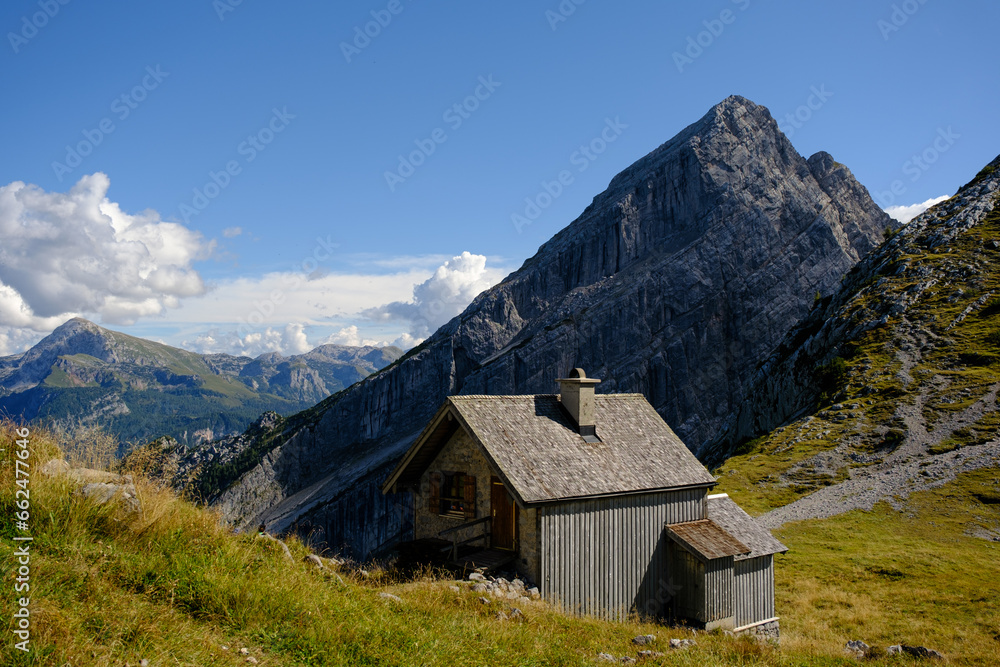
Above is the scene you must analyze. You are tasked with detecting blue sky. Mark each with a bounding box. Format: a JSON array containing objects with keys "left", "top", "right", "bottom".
[{"left": 1, "top": 0, "right": 997, "bottom": 356}]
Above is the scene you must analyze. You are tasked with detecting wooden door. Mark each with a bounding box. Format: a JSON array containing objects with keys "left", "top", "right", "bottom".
[{"left": 491, "top": 477, "right": 516, "bottom": 550}]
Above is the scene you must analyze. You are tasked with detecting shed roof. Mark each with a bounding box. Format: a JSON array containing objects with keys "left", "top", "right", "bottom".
[
  {"left": 665, "top": 519, "right": 750, "bottom": 562},
  {"left": 706, "top": 493, "right": 788, "bottom": 561},
  {"left": 381, "top": 393, "right": 717, "bottom": 505}
]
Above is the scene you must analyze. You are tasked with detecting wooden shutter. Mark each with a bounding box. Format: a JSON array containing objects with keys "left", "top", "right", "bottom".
[
  {"left": 429, "top": 472, "right": 441, "bottom": 513},
  {"left": 463, "top": 475, "right": 476, "bottom": 520}
]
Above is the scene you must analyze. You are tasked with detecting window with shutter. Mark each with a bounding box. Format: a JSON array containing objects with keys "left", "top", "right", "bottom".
[
  {"left": 439, "top": 472, "right": 475, "bottom": 518},
  {"left": 429, "top": 472, "right": 441, "bottom": 512},
  {"left": 463, "top": 475, "right": 476, "bottom": 520}
]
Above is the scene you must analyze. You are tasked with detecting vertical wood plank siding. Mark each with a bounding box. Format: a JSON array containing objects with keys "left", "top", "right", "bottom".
[
  {"left": 539, "top": 489, "right": 704, "bottom": 620},
  {"left": 704, "top": 556, "right": 734, "bottom": 624},
  {"left": 670, "top": 548, "right": 703, "bottom": 621},
  {"left": 734, "top": 556, "right": 774, "bottom": 627}
]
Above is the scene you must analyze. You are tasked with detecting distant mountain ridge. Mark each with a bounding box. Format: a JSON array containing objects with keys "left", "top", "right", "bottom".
[
  {"left": 0, "top": 318, "right": 402, "bottom": 446},
  {"left": 156, "top": 95, "right": 892, "bottom": 557}
]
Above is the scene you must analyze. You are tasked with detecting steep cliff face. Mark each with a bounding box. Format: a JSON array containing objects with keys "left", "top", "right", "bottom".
[
  {"left": 702, "top": 155, "right": 1000, "bottom": 466},
  {"left": 196, "top": 96, "right": 892, "bottom": 556}
]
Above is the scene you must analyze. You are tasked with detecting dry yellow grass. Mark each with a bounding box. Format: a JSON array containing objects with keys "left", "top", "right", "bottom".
[{"left": 4, "top": 417, "right": 995, "bottom": 665}]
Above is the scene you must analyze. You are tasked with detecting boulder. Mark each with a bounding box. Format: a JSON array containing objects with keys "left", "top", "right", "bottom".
[
  {"left": 900, "top": 645, "right": 944, "bottom": 659},
  {"left": 40, "top": 459, "right": 71, "bottom": 476},
  {"left": 845, "top": 640, "right": 869, "bottom": 656},
  {"left": 74, "top": 482, "right": 140, "bottom": 513}
]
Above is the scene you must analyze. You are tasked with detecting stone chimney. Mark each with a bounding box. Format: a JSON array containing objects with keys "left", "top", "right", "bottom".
[{"left": 558, "top": 368, "right": 601, "bottom": 440}]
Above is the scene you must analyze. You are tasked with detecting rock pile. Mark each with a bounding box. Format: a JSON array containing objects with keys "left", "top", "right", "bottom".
[
  {"left": 845, "top": 640, "right": 943, "bottom": 660},
  {"left": 41, "top": 458, "right": 140, "bottom": 514},
  {"left": 597, "top": 635, "right": 693, "bottom": 663},
  {"left": 466, "top": 572, "right": 539, "bottom": 606}
]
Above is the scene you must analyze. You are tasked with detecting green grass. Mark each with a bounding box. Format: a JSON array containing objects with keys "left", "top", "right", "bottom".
[
  {"left": 5, "top": 420, "right": 976, "bottom": 667},
  {"left": 773, "top": 466, "right": 1000, "bottom": 666},
  {"left": 717, "top": 197, "right": 1000, "bottom": 514},
  {"left": 41, "top": 365, "right": 96, "bottom": 389}
]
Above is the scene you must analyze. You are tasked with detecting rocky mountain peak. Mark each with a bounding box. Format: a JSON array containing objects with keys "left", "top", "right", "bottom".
[
  {"left": 1, "top": 317, "right": 116, "bottom": 391},
  {"left": 177, "top": 97, "right": 894, "bottom": 557}
]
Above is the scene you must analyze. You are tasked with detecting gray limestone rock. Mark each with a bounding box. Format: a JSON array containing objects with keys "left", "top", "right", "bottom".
[
  {"left": 40, "top": 459, "right": 70, "bottom": 477},
  {"left": 844, "top": 640, "right": 869, "bottom": 656},
  {"left": 75, "top": 482, "right": 140, "bottom": 513},
  {"left": 702, "top": 154, "right": 1000, "bottom": 464},
  {"left": 174, "top": 96, "right": 892, "bottom": 557}
]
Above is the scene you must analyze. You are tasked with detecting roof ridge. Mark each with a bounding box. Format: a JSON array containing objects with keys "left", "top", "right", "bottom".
[{"left": 448, "top": 393, "right": 649, "bottom": 400}]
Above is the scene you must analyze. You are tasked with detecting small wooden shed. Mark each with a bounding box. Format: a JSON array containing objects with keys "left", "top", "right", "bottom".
[
  {"left": 665, "top": 493, "right": 787, "bottom": 634},
  {"left": 381, "top": 369, "right": 786, "bottom": 632}
]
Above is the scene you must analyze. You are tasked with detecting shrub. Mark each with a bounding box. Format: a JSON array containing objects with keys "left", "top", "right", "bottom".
[
  {"left": 881, "top": 429, "right": 906, "bottom": 450},
  {"left": 815, "top": 356, "right": 848, "bottom": 403}
]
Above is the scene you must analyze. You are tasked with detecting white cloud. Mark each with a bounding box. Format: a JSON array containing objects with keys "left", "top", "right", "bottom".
[
  {"left": 171, "top": 268, "right": 428, "bottom": 327},
  {"left": 390, "top": 332, "right": 423, "bottom": 349},
  {"left": 222, "top": 226, "right": 243, "bottom": 238},
  {"left": 321, "top": 325, "right": 379, "bottom": 347},
  {"left": 184, "top": 323, "right": 315, "bottom": 357},
  {"left": 0, "top": 326, "right": 46, "bottom": 356},
  {"left": 314, "top": 325, "right": 420, "bottom": 350},
  {"left": 884, "top": 195, "right": 950, "bottom": 224},
  {"left": 363, "top": 251, "right": 504, "bottom": 338},
  {"left": 0, "top": 173, "right": 212, "bottom": 326}
]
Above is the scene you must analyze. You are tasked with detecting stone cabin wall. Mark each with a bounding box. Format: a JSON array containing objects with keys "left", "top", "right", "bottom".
[{"left": 415, "top": 427, "right": 541, "bottom": 584}]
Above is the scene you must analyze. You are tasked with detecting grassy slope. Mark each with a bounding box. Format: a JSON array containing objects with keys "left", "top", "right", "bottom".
[
  {"left": 6, "top": 420, "right": 977, "bottom": 667},
  {"left": 772, "top": 466, "right": 1000, "bottom": 665},
  {"left": 714, "top": 193, "right": 1000, "bottom": 515},
  {"left": 703, "top": 180, "right": 1000, "bottom": 664}
]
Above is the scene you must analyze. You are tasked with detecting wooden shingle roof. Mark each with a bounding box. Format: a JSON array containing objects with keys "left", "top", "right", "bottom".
[
  {"left": 707, "top": 493, "right": 788, "bottom": 561},
  {"left": 382, "top": 393, "right": 717, "bottom": 505},
  {"left": 665, "top": 519, "right": 750, "bottom": 562}
]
